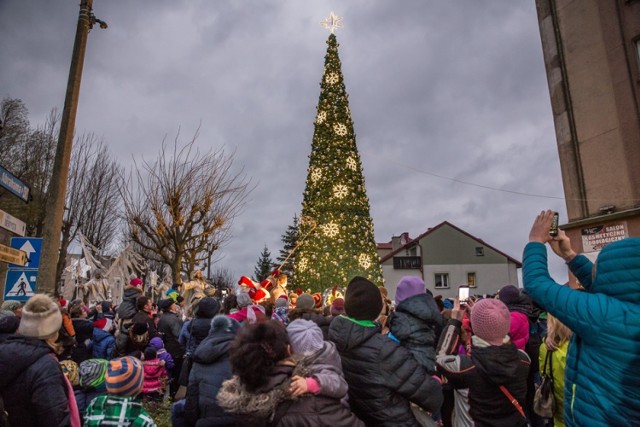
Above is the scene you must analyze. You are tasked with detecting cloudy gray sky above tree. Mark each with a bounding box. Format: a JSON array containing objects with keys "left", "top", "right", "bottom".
[{"left": 0, "top": 0, "right": 570, "bottom": 284}]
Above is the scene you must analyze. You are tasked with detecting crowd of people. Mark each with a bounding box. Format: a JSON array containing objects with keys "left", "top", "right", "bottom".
[{"left": 0, "top": 209, "right": 638, "bottom": 426}]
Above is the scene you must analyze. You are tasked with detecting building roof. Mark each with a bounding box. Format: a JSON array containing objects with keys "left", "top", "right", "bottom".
[{"left": 379, "top": 221, "right": 522, "bottom": 267}]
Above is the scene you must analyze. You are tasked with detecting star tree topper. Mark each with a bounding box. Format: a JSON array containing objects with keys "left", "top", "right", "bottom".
[{"left": 320, "top": 11, "right": 343, "bottom": 33}]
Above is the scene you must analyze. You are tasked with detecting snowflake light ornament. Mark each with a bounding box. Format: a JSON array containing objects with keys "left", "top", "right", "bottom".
[
  {"left": 346, "top": 157, "right": 357, "bottom": 171},
  {"left": 333, "top": 184, "right": 348, "bottom": 199},
  {"left": 298, "top": 257, "right": 308, "bottom": 271},
  {"left": 322, "top": 222, "right": 340, "bottom": 237},
  {"left": 316, "top": 111, "right": 327, "bottom": 124},
  {"left": 325, "top": 73, "right": 339, "bottom": 85},
  {"left": 310, "top": 167, "right": 322, "bottom": 183},
  {"left": 358, "top": 253, "right": 372, "bottom": 269},
  {"left": 334, "top": 123, "right": 347, "bottom": 136}
]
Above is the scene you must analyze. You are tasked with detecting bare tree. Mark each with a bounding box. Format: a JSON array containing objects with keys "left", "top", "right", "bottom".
[
  {"left": 55, "top": 134, "right": 123, "bottom": 284},
  {"left": 121, "top": 132, "right": 251, "bottom": 283}
]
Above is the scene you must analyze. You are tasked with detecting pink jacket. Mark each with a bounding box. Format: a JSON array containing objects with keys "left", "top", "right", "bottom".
[
  {"left": 509, "top": 311, "right": 530, "bottom": 350},
  {"left": 142, "top": 359, "right": 167, "bottom": 394}
]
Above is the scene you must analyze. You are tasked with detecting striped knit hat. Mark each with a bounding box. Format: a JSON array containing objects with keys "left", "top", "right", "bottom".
[
  {"left": 80, "top": 359, "right": 108, "bottom": 390},
  {"left": 60, "top": 360, "right": 80, "bottom": 387},
  {"left": 106, "top": 357, "right": 143, "bottom": 397}
]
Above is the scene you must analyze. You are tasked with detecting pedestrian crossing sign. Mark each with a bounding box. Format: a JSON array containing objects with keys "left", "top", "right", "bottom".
[{"left": 4, "top": 270, "right": 37, "bottom": 301}]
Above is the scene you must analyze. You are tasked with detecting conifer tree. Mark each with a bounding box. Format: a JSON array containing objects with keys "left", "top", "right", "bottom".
[
  {"left": 277, "top": 214, "right": 299, "bottom": 286},
  {"left": 295, "top": 33, "right": 384, "bottom": 292},
  {"left": 254, "top": 245, "right": 274, "bottom": 282}
]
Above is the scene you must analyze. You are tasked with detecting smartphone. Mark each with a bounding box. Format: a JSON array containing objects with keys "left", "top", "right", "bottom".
[
  {"left": 549, "top": 212, "right": 560, "bottom": 237},
  {"left": 458, "top": 285, "right": 470, "bottom": 303}
]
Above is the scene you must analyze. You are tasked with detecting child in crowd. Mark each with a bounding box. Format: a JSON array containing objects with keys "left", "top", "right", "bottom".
[
  {"left": 92, "top": 318, "right": 116, "bottom": 360},
  {"left": 271, "top": 294, "right": 290, "bottom": 326},
  {"left": 84, "top": 356, "right": 156, "bottom": 426},
  {"left": 148, "top": 336, "right": 175, "bottom": 376},
  {"left": 286, "top": 319, "right": 350, "bottom": 406},
  {"left": 76, "top": 359, "right": 109, "bottom": 417},
  {"left": 142, "top": 347, "right": 167, "bottom": 401}
]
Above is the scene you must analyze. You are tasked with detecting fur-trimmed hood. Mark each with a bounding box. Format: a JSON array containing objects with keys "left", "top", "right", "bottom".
[{"left": 217, "top": 358, "right": 310, "bottom": 419}]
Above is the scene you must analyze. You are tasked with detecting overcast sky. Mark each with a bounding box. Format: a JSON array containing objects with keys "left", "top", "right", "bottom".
[{"left": 0, "top": 1, "right": 570, "bottom": 285}]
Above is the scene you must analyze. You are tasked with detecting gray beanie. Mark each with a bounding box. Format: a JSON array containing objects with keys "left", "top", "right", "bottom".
[
  {"left": 287, "top": 319, "right": 324, "bottom": 356},
  {"left": 1, "top": 300, "right": 21, "bottom": 312},
  {"left": 236, "top": 292, "right": 252, "bottom": 308},
  {"left": 296, "top": 294, "right": 315, "bottom": 310},
  {"left": 17, "top": 294, "right": 62, "bottom": 340}
]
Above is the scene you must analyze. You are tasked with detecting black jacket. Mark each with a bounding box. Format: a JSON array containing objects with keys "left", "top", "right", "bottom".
[
  {"left": 328, "top": 315, "right": 443, "bottom": 426},
  {"left": 387, "top": 293, "right": 443, "bottom": 374},
  {"left": 436, "top": 319, "right": 530, "bottom": 427},
  {"left": 0, "top": 334, "right": 71, "bottom": 426},
  {"left": 71, "top": 318, "right": 94, "bottom": 364},
  {"left": 131, "top": 310, "right": 159, "bottom": 339},
  {"left": 184, "top": 317, "right": 237, "bottom": 427},
  {"left": 116, "top": 286, "right": 143, "bottom": 320},
  {"left": 158, "top": 311, "right": 185, "bottom": 359},
  {"left": 288, "top": 308, "right": 332, "bottom": 340}
]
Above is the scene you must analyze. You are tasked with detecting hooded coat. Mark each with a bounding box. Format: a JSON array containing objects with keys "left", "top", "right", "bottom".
[
  {"left": 387, "top": 292, "right": 444, "bottom": 374},
  {"left": 436, "top": 319, "right": 530, "bottom": 427},
  {"left": 523, "top": 239, "right": 640, "bottom": 426},
  {"left": 0, "top": 334, "right": 71, "bottom": 426},
  {"left": 92, "top": 327, "right": 116, "bottom": 360},
  {"left": 328, "top": 315, "right": 443, "bottom": 426},
  {"left": 179, "top": 297, "right": 220, "bottom": 355},
  {"left": 116, "top": 286, "right": 143, "bottom": 320},
  {"left": 217, "top": 356, "right": 364, "bottom": 427},
  {"left": 184, "top": 315, "right": 239, "bottom": 427}
]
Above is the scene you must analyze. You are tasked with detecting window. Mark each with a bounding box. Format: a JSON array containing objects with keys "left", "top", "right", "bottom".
[
  {"left": 434, "top": 273, "right": 449, "bottom": 289},
  {"left": 467, "top": 272, "right": 477, "bottom": 288},
  {"left": 475, "top": 246, "right": 484, "bottom": 256}
]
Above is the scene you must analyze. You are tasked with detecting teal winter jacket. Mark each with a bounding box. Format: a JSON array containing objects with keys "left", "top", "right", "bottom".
[{"left": 523, "top": 239, "right": 640, "bottom": 427}]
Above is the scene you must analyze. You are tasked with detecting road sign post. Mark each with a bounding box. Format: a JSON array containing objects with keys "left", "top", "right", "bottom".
[{"left": 5, "top": 270, "right": 38, "bottom": 301}]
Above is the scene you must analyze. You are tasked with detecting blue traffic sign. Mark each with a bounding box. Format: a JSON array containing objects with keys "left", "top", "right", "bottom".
[
  {"left": 9, "top": 237, "right": 42, "bottom": 269},
  {"left": 0, "top": 164, "right": 31, "bottom": 203},
  {"left": 4, "top": 270, "right": 38, "bottom": 301}
]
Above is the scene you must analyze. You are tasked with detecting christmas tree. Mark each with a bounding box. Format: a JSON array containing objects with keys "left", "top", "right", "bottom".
[
  {"left": 295, "top": 28, "right": 384, "bottom": 292},
  {"left": 277, "top": 214, "right": 299, "bottom": 286},
  {"left": 254, "top": 245, "right": 274, "bottom": 282}
]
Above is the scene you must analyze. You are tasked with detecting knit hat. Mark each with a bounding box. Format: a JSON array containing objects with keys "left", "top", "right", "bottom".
[
  {"left": 498, "top": 285, "right": 521, "bottom": 306},
  {"left": 58, "top": 298, "right": 68, "bottom": 309},
  {"left": 470, "top": 298, "right": 511, "bottom": 346},
  {"left": 344, "top": 277, "right": 383, "bottom": 321},
  {"left": 296, "top": 293, "right": 315, "bottom": 310},
  {"left": 17, "top": 294, "right": 62, "bottom": 340},
  {"left": 395, "top": 276, "right": 426, "bottom": 305},
  {"left": 80, "top": 359, "right": 108, "bottom": 390},
  {"left": 60, "top": 360, "right": 80, "bottom": 387},
  {"left": 0, "top": 315, "right": 20, "bottom": 334},
  {"left": 93, "top": 317, "right": 113, "bottom": 332},
  {"left": 106, "top": 357, "right": 143, "bottom": 397},
  {"left": 130, "top": 278, "right": 143, "bottom": 288},
  {"left": 236, "top": 292, "right": 252, "bottom": 308},
  {"left": 287, "top": 319, "right": 324, "bottom": 356},
  {"left": 330, "top": 298, "right": 345, "bottom": 317},
  {"left": 1, "top": 300, "right": 21, "bottom": 312},
  {"left": 195, "top": 297, "right": 220, "bottom": 318},
  {"left": 275, "top": 295, "right": 288, "bottom": 309}
]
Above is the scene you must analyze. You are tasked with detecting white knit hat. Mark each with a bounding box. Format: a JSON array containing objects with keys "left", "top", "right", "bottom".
[
  {"left": 287, "top": 319, "right": 324, "bottom": 356},
  {"left": 17, "top": 294, "right": 62, "bottom": 340}
]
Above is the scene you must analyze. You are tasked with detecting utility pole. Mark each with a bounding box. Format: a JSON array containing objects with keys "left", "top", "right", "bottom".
[{"left": 39, "top": 0, "right": 107, "bottom": 296}]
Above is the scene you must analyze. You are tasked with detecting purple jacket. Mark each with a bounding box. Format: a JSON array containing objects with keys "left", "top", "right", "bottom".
[{"left": 149, "top": 337, "right": 175, "bottom": 372}]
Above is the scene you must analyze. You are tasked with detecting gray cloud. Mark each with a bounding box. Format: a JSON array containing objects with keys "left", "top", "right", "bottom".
[{"left": 0, "top": 0, "right": 569, "bottom": 283}]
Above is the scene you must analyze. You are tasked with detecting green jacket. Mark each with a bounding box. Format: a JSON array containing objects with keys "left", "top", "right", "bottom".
[
  {"left": 539, "top": 341, "right": 568, "bottom": 427},
  {"left": 83, "top": 395, "right": 156, "bottom": 426}
]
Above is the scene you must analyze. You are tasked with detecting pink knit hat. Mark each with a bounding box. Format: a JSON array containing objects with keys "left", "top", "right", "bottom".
[{"left": 470, "top": 298, "right": 510, "bottom": 346}]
